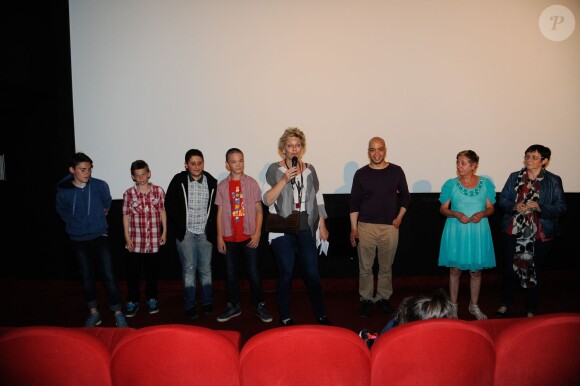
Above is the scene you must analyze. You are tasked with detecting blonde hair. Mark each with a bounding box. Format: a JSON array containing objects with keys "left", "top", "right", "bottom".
[{"left": 277, "top": 127, "right": 306, "bottom": 158}]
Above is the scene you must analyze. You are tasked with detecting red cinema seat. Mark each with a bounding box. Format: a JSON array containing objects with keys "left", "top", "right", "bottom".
[
  {"left": 80, "top": 326, "right": 136, "bottom": 351},
  {"left": 111, "top": 324, "right": 240, "bottom": 386},
  {"left": 493, "top": 313, "right": 580, "bottom": 386},
  {"left": 0, "top": 326, "right": 112, "bottom": 386},
  {"left": 239, "top": 325, "right": 371, "bottom": 386},
  {"left": 370, "top": 319, "right": 495, "bottom": 386}
]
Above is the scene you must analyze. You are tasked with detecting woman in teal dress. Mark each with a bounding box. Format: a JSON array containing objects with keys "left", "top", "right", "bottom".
[{"left": 438, "top": 150, "right": 496, "bottom": 320}]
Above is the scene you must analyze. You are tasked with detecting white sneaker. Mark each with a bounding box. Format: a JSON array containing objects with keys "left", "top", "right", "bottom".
[
  {"left": 468, "top": 303, "right": 487, "bottom": 320},
  {"left": 452, "top": 303, "right": 459, "bottom": 319}
]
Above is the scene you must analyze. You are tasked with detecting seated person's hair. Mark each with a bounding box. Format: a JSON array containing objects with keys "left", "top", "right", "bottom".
[
  {"left": 396, "top": 288, "right": 456, "bottom": 324},
  {"left": 359, "top": 289, "right": 456, "bottom": 349}
]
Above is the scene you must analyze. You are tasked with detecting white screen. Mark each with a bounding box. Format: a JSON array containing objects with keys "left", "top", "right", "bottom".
[{"left": 69, "top": 0, "right": 580, "bottom": 199}]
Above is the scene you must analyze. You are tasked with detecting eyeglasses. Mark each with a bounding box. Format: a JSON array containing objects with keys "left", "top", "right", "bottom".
[{"left": 524, "top": 155, "right": 543, "bottom": 161}]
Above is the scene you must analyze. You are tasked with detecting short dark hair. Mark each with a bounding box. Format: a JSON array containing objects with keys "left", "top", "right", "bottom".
[
  {"left": 130, "top": 160, "right": 149, "bottom": 175},
  {"left": 185, "top": 149, "right": 204, "bottom": 163},
  {"left": 525, "top": 144, "right": 551, "bottom": 160},
  {"left": 225, "top": 148, "right": 243, "bottom": 161},
  {"left": 69, "top": 152, "right": 93, "bottom": 168}
]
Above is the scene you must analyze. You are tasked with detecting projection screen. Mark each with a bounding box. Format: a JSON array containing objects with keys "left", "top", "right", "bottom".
[{"left": 69, "top": 0, "right": 580, "bottom": 199}]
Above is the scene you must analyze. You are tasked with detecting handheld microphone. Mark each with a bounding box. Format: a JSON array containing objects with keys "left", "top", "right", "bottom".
[{"left": 291, "top": 156, "right": 298, "bottom": 184}]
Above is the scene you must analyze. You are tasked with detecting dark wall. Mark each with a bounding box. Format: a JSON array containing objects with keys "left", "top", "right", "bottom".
[
  {"left": 1, "top": 1, "right": 75, "bottom": 278},
  {"left": 1, "top": 2, "right": 577, "bottom": 281},
  {"left": 11, "top": 192, "right": 574, "bottom": 281},
  {"left": 111, "top": 192, "right": 577, "bottom": 281}
]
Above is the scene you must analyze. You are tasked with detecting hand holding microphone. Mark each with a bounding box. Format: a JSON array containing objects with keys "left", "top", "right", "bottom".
[{"left": 291, "top": 156, "right": 298, "bottom": 184}]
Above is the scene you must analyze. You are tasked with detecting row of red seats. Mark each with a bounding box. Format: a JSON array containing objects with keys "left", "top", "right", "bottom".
[{"left": 1, "top": 313, "right": 579, "bottom": 385}]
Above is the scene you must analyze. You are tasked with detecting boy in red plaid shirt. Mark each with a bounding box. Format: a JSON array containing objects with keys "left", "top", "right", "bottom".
[{"left": 122, "top": 160, "right": 167, "bottom": 317}]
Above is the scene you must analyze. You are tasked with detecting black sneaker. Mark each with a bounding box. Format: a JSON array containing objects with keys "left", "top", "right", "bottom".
[
  {"left": 202, "top": 303, "right": 213, "bottom": 316},
  {"left": 360, "top": 300, "right": 373, "bottom": 318},
  {"left": 186, "top": 307, "right": 199, "bottom": 321},
  {"left": 254, "top": 302, "right": 273, "bottom": 323},
  {"left": 280, "top": 318, "right": 295, "bottom": 326},
  {"left": 317, "top": 316, "right": 332, "bottom": 326},
  {"left": 377, "top": 299, "right": 394, "bottom": 315},
  {"left": 495, "top": 305, "right": 510, "bottom": 318},
  {"left": 216, "top": 303, "right": 241, "bottom": 322}
]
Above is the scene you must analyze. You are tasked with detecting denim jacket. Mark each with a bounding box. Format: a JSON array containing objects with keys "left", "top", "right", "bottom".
[{"left": 499, "top": 169, "right": 567, "bottom": 238}]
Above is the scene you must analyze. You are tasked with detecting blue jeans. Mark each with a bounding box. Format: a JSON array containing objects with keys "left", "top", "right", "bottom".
[
  {"left": 70, "top": 235, "right": 122, "bottom": 312},
  {"left": 224, "top": 240, "right": 265, "bottom": 307},
  {"left": 176, "top": 232, "right": 213, "bottom": 311},
  {"left": 270, "top": 229, "right": 327, "bottom": 320}
]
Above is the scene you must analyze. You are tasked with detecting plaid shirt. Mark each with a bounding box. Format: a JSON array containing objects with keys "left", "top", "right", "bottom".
[
  {"left": 187, "top": 175, "right": 209, "bottom": 234},
  {"left": 122, "top": 183, "right": 166, "bottom": 253}
]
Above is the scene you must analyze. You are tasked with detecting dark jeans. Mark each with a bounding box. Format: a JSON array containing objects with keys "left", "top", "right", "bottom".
[
  {"left": 70, "top": 235, "right": 122, "bottom": 312},
  {"left": 224, "top": 239, "right": 265, "bottom": 308},
  {"left": 270, "top": 229, "right": 327, "bottom": 320},
  {"left": 500, "top": 232, "right": 554, "bottom": 313},
  {"left": 126, "top": 251, "right": 161, "bottom": 302}
]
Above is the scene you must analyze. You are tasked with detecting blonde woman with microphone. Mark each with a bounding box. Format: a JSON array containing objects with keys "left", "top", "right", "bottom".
[{"left": 262, "top": 127, "right": 331, "bottom": 327}]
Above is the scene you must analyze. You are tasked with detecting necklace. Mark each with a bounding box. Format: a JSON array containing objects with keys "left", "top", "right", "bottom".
[{"left": 455, "top": 177, "right": 483, "bottom": 196}]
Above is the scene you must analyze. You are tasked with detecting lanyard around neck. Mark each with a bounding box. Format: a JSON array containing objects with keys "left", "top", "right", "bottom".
[{"left": 285, "top": 159, "right": 303, "bottom": 209}]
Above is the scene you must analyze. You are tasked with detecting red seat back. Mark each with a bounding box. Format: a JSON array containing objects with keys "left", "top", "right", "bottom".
[
  {"left": 494, "top": 313, "right": 580, "bottom": 386},
  {"left": 0, "top": 326, "right": 112, "bottom": 386},
  {"left": 80, "top": 326, "right": 136, "bottom": 351},
  {"left": 240, "top": 325, "right": 371, "bottom": 386},
  {"left": 371, "top": 319, "right": 495, "bottom": 386},
  {"left": 111, "top": 324, "right": 240, "bottom": 386}
]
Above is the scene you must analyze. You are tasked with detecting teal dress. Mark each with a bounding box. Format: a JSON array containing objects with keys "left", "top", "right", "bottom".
[{"left": 438, "top": 176, "right": 496, "bottom": 271}]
